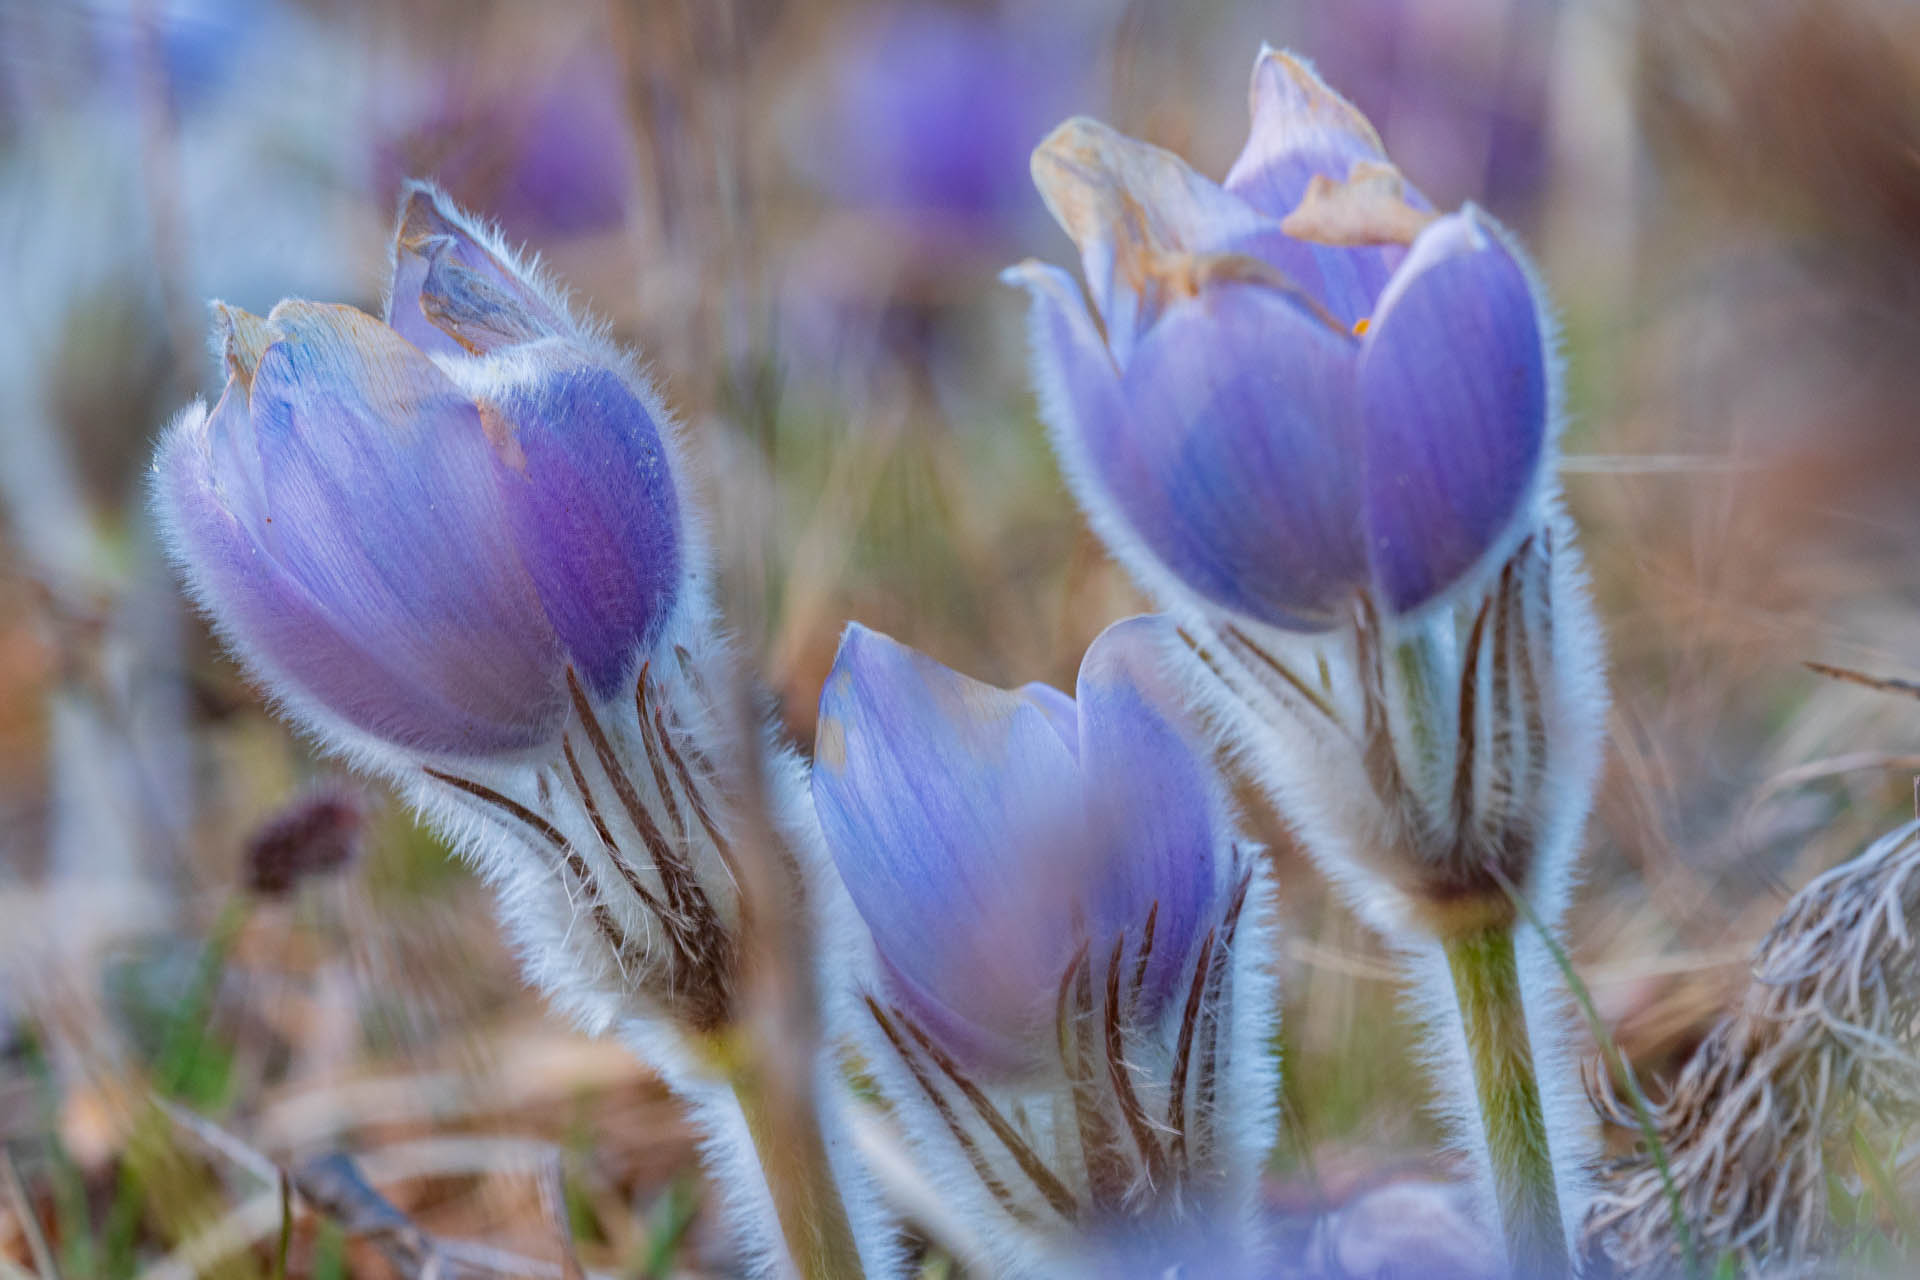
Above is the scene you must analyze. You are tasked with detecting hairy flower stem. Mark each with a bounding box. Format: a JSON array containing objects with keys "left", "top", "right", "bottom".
[
  {"left": 1444, "top": 924, "right": 1566, "bottom": 1277},
  {"left": 722, "top": 1040, "right": 865, "bottom": 1279}
]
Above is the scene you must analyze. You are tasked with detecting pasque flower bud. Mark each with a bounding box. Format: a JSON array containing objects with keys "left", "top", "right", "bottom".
[
  {"left": 813, "top": 617, "right": 1277, "bottom": 1274},
  {"left": 157, "top": 185, "right": 680, "bottom": 760},
  {"left": 155, "top": 181, "right": 744, "bottom": 1033}
]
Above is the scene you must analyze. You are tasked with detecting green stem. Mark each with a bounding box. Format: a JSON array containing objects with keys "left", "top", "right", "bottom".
[
  {"left": 1493, "top": 861, "right": 1696, "bottom": 1277},
  {"left": 1444, "top": 924, "right": 1567, "bottom": 1277},
  {"left": 725, "top": 1048, "right": 865, "bottom": 1279}
]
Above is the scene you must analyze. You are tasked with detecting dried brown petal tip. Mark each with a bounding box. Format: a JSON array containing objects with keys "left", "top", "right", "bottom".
[{"left": 1280, "top": 160, "right": 1436, "bottom": 249}]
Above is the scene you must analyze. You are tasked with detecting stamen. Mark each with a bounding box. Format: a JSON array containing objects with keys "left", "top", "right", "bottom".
[
  {"left": 1490, "top": 555, "right": 1519, "bottom": 796},
  {"left": 1453, "top": 594, "right": 1495, "bottom": 836},
  {"left": 562, "top": 736, "right": 668, "bottom": 920},
  {"left": 641, "top": 676, "right": 744, "bottom": 892},
  {"left": 1353, "top": 595, "right": 1407, "bottom": 802},
  {"left": 632, "top": 665, "right": 689, "bottom": 845},
  {"left": 1189, "top": 926, "right": 1234, "bottom": 1177},
  {"left": 1221, "top": 864, "right": 1255, "bottom": 948},
  {"left": 1176, "top": 625, "right": 1242, "bottom": 699},
  {"left": 566, "top": 670, "right": 708, "bottom": 920},
  {"left": 566, "top": 670, "right": 735, "bottom": 1031}
]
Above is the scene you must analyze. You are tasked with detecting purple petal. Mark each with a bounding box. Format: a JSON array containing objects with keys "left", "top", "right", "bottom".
[
  {"left": 1030, "top": 117, "right": 1276, "bottom": 364},
  {"left": 240, "top": 301, "right": 565, "bottom": 752},
  {"left": 1020, "top": 257, "right": 1369, "bottom": 630},
  {"left": 1358, "top": 209, "right": 1549, "bottom": 613},
  {"left": 1074, "top": 616, "right": 1222, "bottom": 1017},
  {"left": 1017, "top": 680, "right": 1078, "bottom": 758},
  {"left": 159, "top": 389, "right": 560, "bottom": 756},
  {"left": 478, "top": 357, "right": 681, "bottom": 699},
  {"left": 1120, "top": 282, "right": 1376, "bottom": 629},
  {"left": 813, "top": 624, "right": 1086, "bottom": 1074},
  {"left": 386, "top": 185, "right": 566, "bottom": 357},
  {"left": 1226, "top": 47, "right": 1390, "bottom": 221},
  {"left": 1225, "top": 48, "right": 1418, "bottom": 327},
  {"left": 1237, "top": 222, "right": 1405, "bottom": 332}
]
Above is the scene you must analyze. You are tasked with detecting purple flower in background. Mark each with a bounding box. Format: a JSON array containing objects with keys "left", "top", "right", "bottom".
[
  {"left": 813, "top": 617, "right": 1277, "bottom": 1266},
  {"left": 155, "top": 184, "right": 681, "bottom": 757},
  {"left": 1303, "top": 0, "right": 1558, "bottom": 213},
  {"left": 804, "top": 2, "right": 1083, "bottom": 237},
  {"left": 1008, "top": 48, "right": 1551, "bottom": 629},
  {"left": 372, "top": 46, "right": 637, "bottom": 246}
]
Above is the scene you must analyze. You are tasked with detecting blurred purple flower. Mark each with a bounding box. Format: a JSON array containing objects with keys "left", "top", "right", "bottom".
[
  {"left": 1008, "top": 48, "right": 1551, "bottom": 628},
  {"left": 812, "top": 616, "right": 1227, "bottom": 1074},
  {"left": 1303, "top": 0, "right": 1558, "bottom": 213},
  {"left": 154, "top": 185, "right": 681, "bottom": 757},
  {"left": 371, "top": 47, "right": 637, "bottom": 246},
  {"left": 804, "top": 2, "right": 1084, "bottom": 238}
]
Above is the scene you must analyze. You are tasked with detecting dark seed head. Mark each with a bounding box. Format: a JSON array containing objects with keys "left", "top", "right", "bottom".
[{"left": 244, "top": 782, "right": 368, "bottom": 898}]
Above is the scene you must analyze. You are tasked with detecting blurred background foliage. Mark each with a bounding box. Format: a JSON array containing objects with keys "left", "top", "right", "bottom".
[{"left": 2, "top": 0, "right": 1920, "bottom": 1273}]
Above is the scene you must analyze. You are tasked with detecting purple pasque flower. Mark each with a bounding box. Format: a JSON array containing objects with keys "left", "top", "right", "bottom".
[
  {"left": 1007, "top": 46, "right": 1551, "bottom": 630},
  {"left": 155, "top": 183, "right": 681, "bottom": 759},
  {"left": 813, "top": 616, "right": 1225, "bottom": 1070},
  {"left": 813, "top": 617, "right": 1276, "bottom": 1261},
  {"left": 372, "top": 46, "right": 638, "bottom": 246}
]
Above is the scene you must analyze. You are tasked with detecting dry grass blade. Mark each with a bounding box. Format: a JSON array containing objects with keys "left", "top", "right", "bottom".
[
  {"left": 1, "top": 1147, "right": 59, "bottom": 1280},
  {"left": 1804, "top": 661, "right": 1920, "bottom": 702},
  {"left": 537, "top": 1154, "right": 585, "bottom": 1280},
  {"left": 138, "top": 1137, "right": 621, "bottom": 1280},
  {"left": 1586, "top": 820, "right": 1920, "bottom": 1275},
  {"left": 292, "top": 1152, "right": 434, "bottom": 1273}
]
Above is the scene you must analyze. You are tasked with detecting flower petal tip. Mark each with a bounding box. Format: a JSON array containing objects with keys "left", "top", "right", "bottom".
[
  {"left": 1247, "top": 47, "right": 1383, "bottom": 156},
  {"left": 211, "top": 302, "right": 274, "bottom": 388}
]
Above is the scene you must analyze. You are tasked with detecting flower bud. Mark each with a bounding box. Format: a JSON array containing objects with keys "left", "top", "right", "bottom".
[
  {"left": 152, "top": 187, "right": 737, "bottom": 1042},
  {"left": 813, "top": 617, "right": 1277, "bottom": 1269},
  {"left": 155, "top": 184, "right": 681, "bottom": 760}
]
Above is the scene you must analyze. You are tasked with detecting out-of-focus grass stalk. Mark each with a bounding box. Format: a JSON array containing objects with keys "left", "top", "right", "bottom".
[
  {"left": 698, "top": 671, "right": 870, "bottom": 1280},
  {"left": 638, "top": 1175, "right": 699, "bottom": 1275},
  {"left": 103, "top": 897, "right": 252, "bottom": 1277},
  {"left": 274, "top": 1171, "right": 293, "bottom": 1280},
  {"left": 21, "top": 1031, "right": 96, "bottom": 1277},
  {"left": 716, "top": 1034, "right": 865, "bottom": 1279},
  {"left": 1444, "top": 924, "right": 1567, "bottom": 1277}
]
